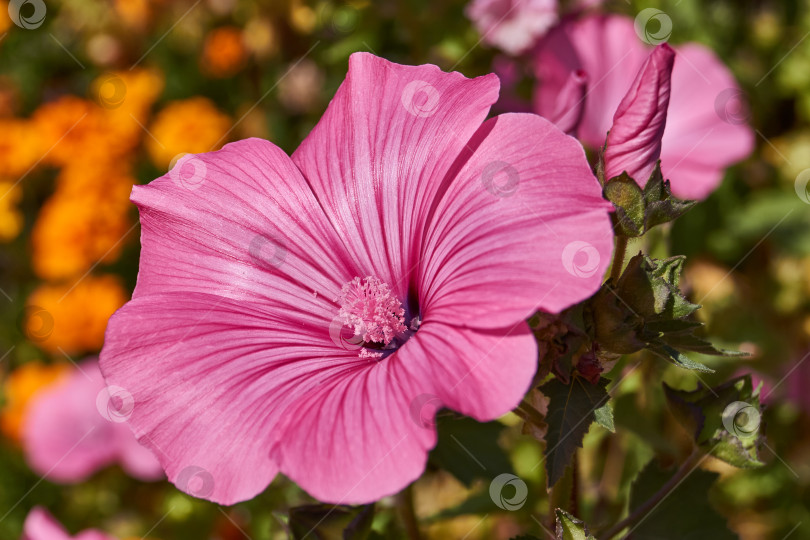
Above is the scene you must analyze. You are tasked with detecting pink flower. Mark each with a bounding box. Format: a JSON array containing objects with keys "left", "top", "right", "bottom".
[
  {"left": 21, "top": 507, "right": 114, "bottom": 540},
  {"left": 100, "top": 53, "right": 613, "bottom": 505},
  {"left": 22, "top": 360, "right": 162, "bottom": 483},
  {"left": 533, "top": 14, "right": 754, "bottom": 199},
  {"left": 466, "top": 0, "right": 559, "bottom": 55},
  {"left": 604, "top": 44, "right": 675, "bottom": 183}
]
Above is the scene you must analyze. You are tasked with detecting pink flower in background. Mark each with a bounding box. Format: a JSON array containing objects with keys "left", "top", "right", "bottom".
[
  {"left": 466, "top": 0, "right": 558, "bottom": 55},
  {"left": 22, "top": 360, "right": 162, "bottom": 483},
  {"left": 533, "top": 14, "right": 754, "bottom": 199},
  {"left": 21, "top": 507, "right": 114, "bottom": 540},
  {"left": 604, "top": 44, "right": 675, "bottom": 183},
  {"left": 100, "top": 53, "right": 613, "bottom": 505}
]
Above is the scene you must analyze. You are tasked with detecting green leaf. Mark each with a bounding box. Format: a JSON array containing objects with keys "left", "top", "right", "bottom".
[
  {"left": 555, "top": 509, "right": 596, "bottom": 540},
  {"left": 594, "top": 402, "right": 615, "bottom": 432},
  {"left": 647, "top": 343, "right": 714, "bottom": 373},
  {"left": 642, "top": 162, "right": 697, "bottom": 231},
  {"left": 428, "top": 416, "right": 513, "bottom": 487},
  {"left": 289, "top": 504, "right": 374, "bottom": 540},
  {"left": 541, "top": 376, "right": 610, "bottom": 486},
  {"left": 604, "top": 173, "right": 645, "bottom": 237},
  {"left": 663, "top": 376, "right": 764, "bottom": 467},
  {"left": 627, "top": 461, "right": 735, "bottom": 539}
]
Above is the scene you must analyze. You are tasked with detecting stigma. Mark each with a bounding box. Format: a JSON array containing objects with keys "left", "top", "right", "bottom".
[{"left": 338, "top": 276, "right": 406, "bottom": 348}]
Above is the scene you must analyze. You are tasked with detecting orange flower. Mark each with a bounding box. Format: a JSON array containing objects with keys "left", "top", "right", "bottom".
[
  {"left": 0, "top": 362, "right": 70, "bottom": 443},
  {"left": 25, "top": 275, "right": 128, "bottom": 354},
  {"left": 0, "top": 118, "right": 40, "bottom": 178},
  {"left": 31, "top": 163, "right": 135, "bottom": 280},
  {"left": 0, "top": 180, "right": 23, "bottom": 242},
  {"left": 201, "top": 26, "right": 247, "bottom": 78},
  {"left": 0, "top": 1, "right": 11, "bottom": 35},
  {"left": 146, "top": 97, "right": 231, "bottom": 169},
  {"left": 114, "top": 0, "right": 152, "bottom": 30}
]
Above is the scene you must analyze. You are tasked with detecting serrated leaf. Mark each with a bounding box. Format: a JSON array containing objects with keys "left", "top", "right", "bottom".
[
  {"left": 648, "top": 343, "right": 714, "bottom": 372},
  {"left": 541, "top": 376, "right": 609, "bottom": 486},
  {"left": 428, "top": 416, "right": 513, "bottom": 487},
  {"left": 555, "top": 509, "right": 596, "bottom": 540},
  {"left": 663, "top": 376, "right": 764, "bottom": 467},
  {"left": 627, "top": 461, "right": 735, "bottom": 539},
  {"left": 594, "top": 402, "right": 615, "bottom": 432},
  {"left": 642, "top": 162, "right": 698, "bottom": 230}
]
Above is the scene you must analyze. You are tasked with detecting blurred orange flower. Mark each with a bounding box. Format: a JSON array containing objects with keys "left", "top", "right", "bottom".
[
  {"left": 202, "top": 26, "right": 247, "bottom": 78},
  {"left": 114, "top": 0, "right": 153, "bottom": 30},
  {"left": 0, "top": 180, "right": 23, "bottom": 242},
  {"left": 0, "top": 362, "right": 69, "bottom": 443},
  {"left": 0, "top": 118, "right": 41, "bottom": 178},
  {"left": 146, "top": 97, "right": 231, "bottom": 169},
  {"left": 31, "top": 163, "right": 135, "bottom": 280},
  {"left": 25, "top": 275, "right": 128, "bottom": 354}
]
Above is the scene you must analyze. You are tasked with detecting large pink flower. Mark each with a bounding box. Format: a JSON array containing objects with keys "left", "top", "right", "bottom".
[
  {"left": 100, "top": 53, "right": 613, "bottom": 505},
  {"left": 533, "top": 14, "right": 754, "bottom": 199},
  {"left": 21, "top": 507, "right": 114, "bottom": 540},
  {"left": 22, "top": 360, "right": 162, "bottom": 482}
]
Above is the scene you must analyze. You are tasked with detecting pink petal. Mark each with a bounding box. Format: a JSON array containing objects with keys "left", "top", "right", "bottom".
[
  {"left": 292, "top": 52, "right": 499, "bottom": 302},
  {"left": 418, "top": 113, "right": 613, "bottom": 328},
  {"left": 466, "top": 0, "right": 559, "bottom": 55},
  {"left": 101, "top": 291, "right": 362, "bottom": 505},
  {"left": 604, "top": 44, "right": 675, "bottom": 183},
  {"left": 534, "top": 15, "right": 648, "bottom": 147},
  {"left": 22, "top": 507, "right": 114, "bottom": 540},
  {"left": 549, "top": 69, "right": 588, "bottom": 135},
  {"left": 660, "top": 44, "right": 754, "bottom": 199},
  {"left": 22, "top": 361, "right": 161, "bottom": 483},
  {"left": 131, "top": 137, "right": 354, "bottom": 308},
  {"left": 272, "top": 321, "right": 536, "bottom": 503}
]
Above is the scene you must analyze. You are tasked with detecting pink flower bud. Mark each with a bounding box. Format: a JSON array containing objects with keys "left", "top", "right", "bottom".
[{"left": 604, "top": 44, "right": 675, "bottom": 184}]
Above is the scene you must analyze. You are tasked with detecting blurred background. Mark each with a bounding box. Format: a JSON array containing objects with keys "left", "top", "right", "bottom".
[{"left": 0, "top": 0, "right": 808, "bottom": 538}]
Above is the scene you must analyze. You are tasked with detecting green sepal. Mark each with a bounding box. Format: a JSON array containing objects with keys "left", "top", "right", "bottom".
[{"left": 555, "top": 509, "right": 596, "bottom": 540}]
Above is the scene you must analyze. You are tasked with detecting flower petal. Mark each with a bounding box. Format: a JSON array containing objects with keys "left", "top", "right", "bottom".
[
  {"left": 101, "top": 291, "right": 361, "bottom": 505},
  {"left": 292, "top": 52, "right": 500, "bottom": 301},
  {"left": 22, "top": 361, "right": 161, "bottom": 483},
  {"left": 660, "top": 44, "right": 754, "bottom": 199},
  {"left": 272, "top": 321, "right": 536, "bottom": 503},
  {"left": 131, "top": 137, "right": 354, "bottom": 311},
  {"left": 418, "top": 113, "right": 613, "bottom": 327}
]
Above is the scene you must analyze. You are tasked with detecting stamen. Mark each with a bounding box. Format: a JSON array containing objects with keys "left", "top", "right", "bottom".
[{"left": 338, "top": 276, "right": 406, "bottom": 347}]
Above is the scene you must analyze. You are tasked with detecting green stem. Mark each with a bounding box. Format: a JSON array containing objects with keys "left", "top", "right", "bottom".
[
  {"left": 598, "top": 449, "right": 704, "bottom": 540},
  {"left": 609, "top": 235, "right": 629, "bottom": 283},
  {"left": 397, "top": 483, "right": 422, "bottom": 540}
]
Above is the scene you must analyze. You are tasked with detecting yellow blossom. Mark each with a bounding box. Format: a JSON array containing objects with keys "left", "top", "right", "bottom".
[
  {"left": 32, "top": 163, "right": 135, "bottom": 280},
  {"left": 0, "top": 180, "right": 23, "bottom": 242},
  {"left": 0, "top": 362, "right": 70, "bottom": 443},
  {"left": 146, "top": 97, "right": 231, "bottom": 169},
  {"left": 201, "top": 26, "right": 248, "bottom": 78},
  {"left": 25, "top": 275, "right": 128, "bottom": 354}
]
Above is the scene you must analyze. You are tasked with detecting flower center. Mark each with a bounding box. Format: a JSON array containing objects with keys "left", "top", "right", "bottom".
[{"left": 338, "top": 276, "right": 406, "bottom": 350}]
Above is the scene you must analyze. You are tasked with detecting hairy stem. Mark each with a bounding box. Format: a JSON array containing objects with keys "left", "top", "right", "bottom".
[
  {"left": 598, "top": 449, "right": 704, "bottom": 540},
  {"left": 609, "top": 235, "right": 629, "bottom": 283}
]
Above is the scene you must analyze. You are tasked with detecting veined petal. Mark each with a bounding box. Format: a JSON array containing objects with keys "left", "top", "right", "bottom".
[
  {"left": 292, "top": 52, "right": 500, "bottom": 301},
  {"left": 272, "top": 321, "right": 536, "bottom": 503},
  {"left": 419, "top": 113, "right": 613, "bottom": 327},
  {"left": 101, "top": 292, "right": 363, "bottom": 505}
]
